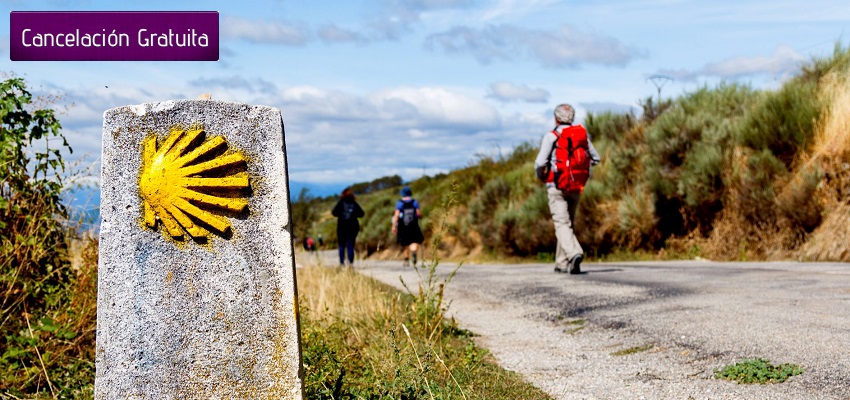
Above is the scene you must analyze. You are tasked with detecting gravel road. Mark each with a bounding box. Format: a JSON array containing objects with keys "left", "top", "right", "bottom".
[{"left": 356, "top": 259, "right": 850, "bottom": 399}]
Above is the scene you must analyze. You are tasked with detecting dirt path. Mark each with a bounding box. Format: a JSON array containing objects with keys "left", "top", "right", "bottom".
[{"left": 355, "top": 259, "right": 850, "bottom": 399}]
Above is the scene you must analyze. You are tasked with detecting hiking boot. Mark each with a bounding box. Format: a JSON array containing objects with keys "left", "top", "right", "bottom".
[
  {"left": 568, "top": 254, "right": 583, "bottom": 275},
  {"left": 403, "top": 258, "right": 410, "bottom": 267}
]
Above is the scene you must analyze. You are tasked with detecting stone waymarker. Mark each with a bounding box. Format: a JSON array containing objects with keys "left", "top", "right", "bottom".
[{"left": 97, "top": 100, "right": 303, "bottom": 399}]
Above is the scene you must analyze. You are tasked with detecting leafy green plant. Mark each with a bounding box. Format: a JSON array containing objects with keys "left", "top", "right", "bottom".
[
  {"left": 1, "top": 77, "right": 97, "bottom": 398},
  {"left": 715, "top": 358, "right": 804, "bottom": 384}
]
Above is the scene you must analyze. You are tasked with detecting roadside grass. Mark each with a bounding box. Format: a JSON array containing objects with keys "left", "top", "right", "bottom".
[
  {"left": 610, "top": 344, "right": 655, "bottom": 356},
  {"left": 715, "top": 358, "right": 804, "bottom": 384},
  {"left": 297, "top": 262, "right": 552, "bottom": 399}
]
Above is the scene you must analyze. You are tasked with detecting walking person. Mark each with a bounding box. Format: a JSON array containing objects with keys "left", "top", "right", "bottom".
[
  {"left": 332, "top": 188, "right": 365, "bottom": 266},
  {"left": 534, "top": 103, "right": 600, "bottom": 274},
  {"left": 392, "top": 186, "right": 424, "bottom": 267}
]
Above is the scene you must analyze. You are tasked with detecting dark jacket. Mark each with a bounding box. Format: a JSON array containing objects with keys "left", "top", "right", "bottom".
[{"left": 332, "top": 198, "right": 365, "bottom": 240}]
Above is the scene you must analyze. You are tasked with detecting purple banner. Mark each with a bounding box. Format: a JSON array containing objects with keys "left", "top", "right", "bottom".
[{"left": 10, "top": 11, "right": 219, "bottom": 61}]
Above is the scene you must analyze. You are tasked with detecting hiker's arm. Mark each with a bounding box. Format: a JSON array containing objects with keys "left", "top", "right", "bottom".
[
  {"left": 534, "top": 132, "right": 556, "bottom": 181},
  {"left": 355, "top": 202, "right": 365, "bottom": 218},
  {"left": 331, "top": 201, "right": 341, "bottom": 217},
  {"left": 588, "top": 135, "right": 601, "bottom": 166},
  {"left": 392, "top": 209, "right": 400, "bottom": 234}
]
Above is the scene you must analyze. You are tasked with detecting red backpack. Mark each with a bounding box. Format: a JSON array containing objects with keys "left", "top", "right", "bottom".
[{"left": 551, "top": 125, "right": 591, "bottom": 193}]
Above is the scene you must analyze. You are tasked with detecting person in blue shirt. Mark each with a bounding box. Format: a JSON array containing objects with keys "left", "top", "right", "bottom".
[{"left": 392, "top": 186, "right": 424, "bottom": 267}]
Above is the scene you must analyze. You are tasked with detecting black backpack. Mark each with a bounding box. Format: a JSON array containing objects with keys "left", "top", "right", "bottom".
[
  {"left": 341, "top": 202, "right": 356, "bottom": 222},
  {"left": 400, "top": 200, "right": 417, "bottom": 227}
]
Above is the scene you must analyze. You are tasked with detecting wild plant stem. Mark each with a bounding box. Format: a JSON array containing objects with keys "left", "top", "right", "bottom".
[
  {"left": 24, "top": 311, "right": 56, "bottom": 397},
  {"left": 401, "top": 323, "right": 435, "bottom": 400}
]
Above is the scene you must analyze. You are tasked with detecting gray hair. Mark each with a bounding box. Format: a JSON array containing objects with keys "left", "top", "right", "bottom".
[{"left": 554, "top": 104, "right": 575, "bottom": 125}]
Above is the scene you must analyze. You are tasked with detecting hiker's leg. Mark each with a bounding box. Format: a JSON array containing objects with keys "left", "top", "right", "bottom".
[
  {"left": 555, "top": 238, "right": 566, "bottom": 267},
  {"left": 563, "top": 191, "right": 584, "bottom": 257},
  {"left": 410, "top": 243, "right": 419, "bottom": 266},
  {"left": 548, "top": 186, "right": 583, "bottom": 261},
  {"left": 346, "top": 237, "right": 355, "bottom": 264}
]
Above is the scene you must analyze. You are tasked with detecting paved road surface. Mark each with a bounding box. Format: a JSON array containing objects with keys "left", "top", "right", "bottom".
[{"left": 355, "top": 259, "right": 850, "bottom": 399}]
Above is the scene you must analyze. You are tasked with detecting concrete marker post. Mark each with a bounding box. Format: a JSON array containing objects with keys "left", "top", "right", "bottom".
[{"left": 96, "top": 100, "right": 303, "bottom": 399}]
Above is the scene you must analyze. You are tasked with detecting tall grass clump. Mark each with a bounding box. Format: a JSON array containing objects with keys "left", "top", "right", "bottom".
[
  {"left": 1, "top": 77, "right": 97, "bottom": 398},
  {"left": 801, "top": 47, "right": 850, "bottom": 260}
]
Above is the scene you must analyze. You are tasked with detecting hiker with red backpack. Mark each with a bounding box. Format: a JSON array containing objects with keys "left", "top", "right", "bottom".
[
  {"left": 534, "top": 104, "right": 600, "bottom": 274},
  {"left": 332, "top": 188, "right": 365, "bottom": 266}
]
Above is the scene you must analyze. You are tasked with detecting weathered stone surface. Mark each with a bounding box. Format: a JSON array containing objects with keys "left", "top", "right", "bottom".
[{"left": 96, "top": 100, "right": 303, "bottom": 399}]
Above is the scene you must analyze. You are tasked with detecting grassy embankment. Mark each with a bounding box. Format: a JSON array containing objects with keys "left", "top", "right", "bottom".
[
  {"left": 305, "top": 43, "right": 850, "bottom": 263},
  {"left": 297, "top": 259, "right": 550, "bottom": 399}
]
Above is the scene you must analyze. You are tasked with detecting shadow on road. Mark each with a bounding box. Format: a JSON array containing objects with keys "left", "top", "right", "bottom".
[{"left": 580, "top": 268, "right": 622, "bottom": 274}]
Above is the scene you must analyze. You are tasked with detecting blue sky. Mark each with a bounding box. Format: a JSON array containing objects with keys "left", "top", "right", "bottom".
[{"left": 2, "top": 0, "right": 848, "bottom": 197}]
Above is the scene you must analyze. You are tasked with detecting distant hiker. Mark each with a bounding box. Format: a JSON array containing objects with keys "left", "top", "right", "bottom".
[
  {"left": 332, "top": 188, "right": 365, "bottom": 266},
  {"left": 317, "top": 233, "right": 324, "bottom": 247},
  {"left": 392, "top": 186, "right": 424, "bottom": 267},
  {"left": 303, "top": 237, "right": 316, "bottom": 251},
  {"left": 534, "top": 103, "right": 600, "bottom": 274}
]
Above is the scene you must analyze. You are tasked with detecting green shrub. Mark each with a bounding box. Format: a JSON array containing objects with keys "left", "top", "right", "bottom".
[
  {"left": 494, "top": 186, "right": 554, "bottom": 256},
  {"left": 738, "top": 80, "right": 821, "bottom": 166},
  {"left": 1, "top": 77, "right": 96, "bottom": 398},
  {"left": 715, "top": 358, "right": 803, "bottom": 384},
  {"left": 468, "top": 177, "right": 511, "bottom": 248},
  {"left": 644, "top": 83, "right": 759, "bottom": 236},
  {"left": 734, "top": 149, "right": 787, "bottom": 223}
]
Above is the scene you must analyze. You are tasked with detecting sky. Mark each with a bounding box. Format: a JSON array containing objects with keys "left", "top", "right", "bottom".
[{"left": 1, "top": 0, "right": 848, "bottom": 197}]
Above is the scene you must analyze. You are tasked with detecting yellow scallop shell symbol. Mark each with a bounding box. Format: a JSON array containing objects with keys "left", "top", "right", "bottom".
[{"left": 140, "top": 126, "right": 249, "bottom": 240}]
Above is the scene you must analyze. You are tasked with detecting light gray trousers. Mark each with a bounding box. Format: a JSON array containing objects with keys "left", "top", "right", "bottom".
[{"left": 547, "top": 186, "right": 583, "bottom": 267}]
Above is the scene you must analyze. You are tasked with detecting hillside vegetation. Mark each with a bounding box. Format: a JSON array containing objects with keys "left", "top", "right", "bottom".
[{"left": 305, "top": 44, "right": 850, "bottom": 262}]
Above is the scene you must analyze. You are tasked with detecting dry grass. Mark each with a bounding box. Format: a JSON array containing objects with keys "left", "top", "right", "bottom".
[
  {"left": 296, "top": 255, "right": 398, "bottom": 325},
  {"left": 295, "top": 251, "right": 552, "bottom": 399},
  {"left": 801, "top": 70, "right": 850, "bottom": 261},
  {"left": 810, "top": 72, "right": 850, "bottom": 163}
]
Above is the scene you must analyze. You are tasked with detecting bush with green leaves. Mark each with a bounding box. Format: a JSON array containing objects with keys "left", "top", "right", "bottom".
[
  {"left": 715, "top": 358, "right": 804, "bottom": 384},
  {"left": 1, "top": 77, "right": 96, "bottom": 398}
]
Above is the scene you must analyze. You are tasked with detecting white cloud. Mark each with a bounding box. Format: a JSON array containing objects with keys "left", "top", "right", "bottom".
[
  {"left": 487, "top": 82, "right": 549, "bottom": 103},
  {"left": 221, "top": 16, "right": 310, "bottom": 45},
  {"left": 480, "top": 0, "right": 559, "bottom": 21},
  {"left": 189, "top": 76, "right": 278, "bottom": 95},
  {"left": 657, "top": 44, "right": 807, "bottom": 81},
  {"left": 317, "top": 25, "right": 368, "bottom": 44},
  {"left": 580, "top": 101, "right": 637, "bottom": 115},
  {"left": 425, "top": 24, "right": 646, "bottom": 68},
  {"left": 702, "top": 44, "right": 805, "bottom": 79},
  {"left": 362, "top": 0, "right": 475, "bottom": 41},
  {"left": 373, "top": 86, "right": 501, "bottom": 129},
  {"left": 269, "top": 85, "right": 509, "bottom": 184}
]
